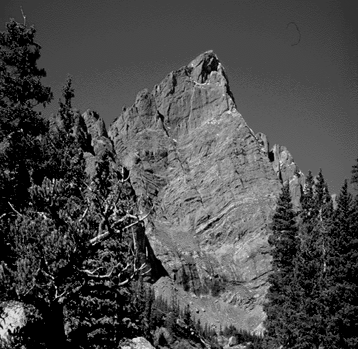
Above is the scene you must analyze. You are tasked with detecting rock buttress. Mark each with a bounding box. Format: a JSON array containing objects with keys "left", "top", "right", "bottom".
[{"left": 109, "top": 51, "right": 283, "bottom": 331}]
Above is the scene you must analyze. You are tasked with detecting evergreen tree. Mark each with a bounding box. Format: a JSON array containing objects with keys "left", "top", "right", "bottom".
[
  {"left": 324, "top": 180, "right": 358, "bottom": 348},
  {"left": 351, "top": 158, "right": 358, "bottom": 190},
  {"left": 64, "top": 155, "right": 147, "bottom": 349},
  {"left": 60, "top": 74, "right": 75, "bottom": 110},
  {"left": 294, "top": 170, "right": 331, "bottom": 348},
  {"left": 0, "top": 18, "right": 52, "bottom": 137},
  {"left": 0, "top": 18, "right": 53, "bottom": 212},
  {"left": 34, "top": 78, "right": 86, "bottom": 189},
  {"left": 301, "top": 170, "right": 315, "bottom": 222},
  {"left": 1, "top": 158, "right": 147, "bottom": 348},
  {"left": 263, "top": 183, "right": 299, "bottom": 348}
]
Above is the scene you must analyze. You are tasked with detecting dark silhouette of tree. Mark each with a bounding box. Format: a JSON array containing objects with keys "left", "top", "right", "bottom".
[
  {"left": 294, "top": 170, "right": 332, "bottom": 348},
  {"left": 351, "top": 158, "right": 358, "bottom": 190},
  {"left": 324, "top": 179, "right": 358, "bottom": 349},
  {"left": 263, "top": 183, "right": 299, "bottom": 348},
  {"left": 0, "top": 18, "right": 53, "bottom": 213}
]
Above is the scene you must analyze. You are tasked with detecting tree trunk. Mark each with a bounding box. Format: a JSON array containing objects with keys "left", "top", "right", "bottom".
[{"left": 41, "top": 301, "right": 68, "bottom": 349}]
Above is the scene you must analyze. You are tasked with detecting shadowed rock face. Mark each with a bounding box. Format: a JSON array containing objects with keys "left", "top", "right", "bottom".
[{"left": 108, "top": 51, "right": 293, "bottom": 330}]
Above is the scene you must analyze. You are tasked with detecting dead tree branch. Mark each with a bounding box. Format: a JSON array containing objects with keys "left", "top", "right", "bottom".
[
  {"left": 89, "top": 212, "right": 150, "bottom": 246},
  {"left": 8, "top": 202, "right": 23, "bottom": 217},
  {"left": 20, "top": 6, "right": 26, "bottom": 26}
]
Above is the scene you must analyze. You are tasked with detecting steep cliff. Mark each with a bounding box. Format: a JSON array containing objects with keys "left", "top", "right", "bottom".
[{"left": 108, "top": 51, "right": 303, "bottom": 331}]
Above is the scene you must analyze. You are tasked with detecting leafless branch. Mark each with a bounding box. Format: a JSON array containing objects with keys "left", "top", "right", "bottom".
[
  {"left": 20, "top": 6, "right": 26, "bottom": 26},
  {"left": 81, "top": 261, "right": 122, "bottom": 279},
  {"left": 54, "top": 280, "right": 86, "bottom": 303},
  {"left": 79, "top": 207, "right": 89, "bottom": 223},
  {"left": 89, "top": 212, "right": 149, "bottom": 246},
  {"left": 54, "top": 289, "right": 67, "bottom": 301},
  {"left": 8, "top": 202, "right": 22, "bottom": 217},
  {"left": 81, "top": 261, "right": 150, "bottom": 288},
  {"left": 117, "top": 263, "right": 151, "bottom": 286}
]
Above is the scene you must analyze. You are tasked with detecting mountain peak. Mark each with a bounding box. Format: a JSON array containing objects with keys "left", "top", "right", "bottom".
[{"left": 107, "top": 52, "right": 303, "bottom": 331}]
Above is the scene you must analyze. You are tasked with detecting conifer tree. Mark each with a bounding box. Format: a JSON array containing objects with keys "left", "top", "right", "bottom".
[
  {"left": 301, "top": 170, "right": 315, "bottom": 221},
  {"left": 324, "top": 179, "right": 358, "bottom": 348},
  {"left": 60, "top": 74, "right": 75, "bottom": 110},
  {"left": 351, "top": 158, "right": 358, "bottom": 190},
  {"left": 1, "top": 155, "right": 148, "bottom": 348},
  {"left": 263, "top": 183, "right": 299, "bottom": 348},
  {"left": 64, "top": 155, "right": 150, "bottom": 349},
  {"left": 294, "top": 170, "right": 331, "bottom": 348},
  {"left": 0, "top": 18, "right": 53, "bottom": 212}
]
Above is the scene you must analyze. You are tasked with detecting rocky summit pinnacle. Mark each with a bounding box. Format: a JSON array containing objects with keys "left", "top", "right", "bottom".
[{"left": 106, "top": 51, "right": 302, "bottom": 331}]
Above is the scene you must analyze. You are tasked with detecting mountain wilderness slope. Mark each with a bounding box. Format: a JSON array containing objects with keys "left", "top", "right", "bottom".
[
  {"left": 0, "top": 51, "right": 303, "bottom": 342},
  {"left": 105, "top": 51, "right": 304, "bottom": 332}
]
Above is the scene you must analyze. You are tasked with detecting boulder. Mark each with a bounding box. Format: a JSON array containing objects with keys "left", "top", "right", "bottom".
[
  {"left": 121, "top": 337, "right": 156, "bottom": 349},
  {"left": 0, "top": 301, "right": 26, "bottom": 344},
  {"left": 228, "top": 335, "right": 238, "bottom": 346}
]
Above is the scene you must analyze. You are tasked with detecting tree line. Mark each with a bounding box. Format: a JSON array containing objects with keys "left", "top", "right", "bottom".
[{"left": 263, "top": 165, "right": 358, "bottom": 349}]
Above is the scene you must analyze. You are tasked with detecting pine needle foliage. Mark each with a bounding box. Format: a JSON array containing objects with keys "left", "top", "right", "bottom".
[
  {"left": 0, "top": 18, "right": 53, "bottom": 212},
  {"left": 263, "top": 183, "right": 299, "bottom": 348},
  {"left": 324, "top": 180, "right": 358, "bottom": 348}
]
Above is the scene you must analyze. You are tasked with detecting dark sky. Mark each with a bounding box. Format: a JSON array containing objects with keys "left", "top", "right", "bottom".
[{"left": 1, "top": 0, "right": 357, "bottom": 194}]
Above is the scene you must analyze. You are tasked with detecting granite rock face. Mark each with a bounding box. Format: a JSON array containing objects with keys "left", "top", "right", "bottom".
[
  {"left": 108, "top": 51, "right": 293, "bottom": 330},
  {"left": 269, "top": 144, "right": 304, "bottom": 208}
]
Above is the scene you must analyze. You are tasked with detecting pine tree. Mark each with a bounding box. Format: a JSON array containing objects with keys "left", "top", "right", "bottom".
[
  {"left": 263, "top": 183, "right": 299, "bottom": 348},
  {"left": 325, "top": 180, "right": 358, "bottom": 348},
  {"left": 1, "top": 132, "right": 147, "bottom": 349},
  {"left": 35, "top": 78, "right": 86, "bottom": 189},
  {"left": 351, "top": 158, "right": 358, "bottom": 190},
  {"left": 65, "top": 155, "right": 147, "bottom": 349},
  {"left": 60, "top": 74, "right": 75, "bottom": 110},
  {"left": 294, "top": 170, "right": 331, "bottom": 348},
  {"left": 0, "top": 19, "right": 52, "bottom": 137},
  {"left": 0, "top": 18, "right": 53, "bottom": 212},
  {"left": 301, "top": 170, "right": 315, "bottom": 222}
]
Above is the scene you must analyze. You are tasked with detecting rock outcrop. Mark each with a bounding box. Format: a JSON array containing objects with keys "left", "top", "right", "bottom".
[
  {"left": 108, "top": 51, "right": 298, "bottom": 330},
  {"left": 268, "top": 144, "right": 304, "bottom": 208},
  {"left": 121, "top": 337, "right": 156, "bottom": 349},
  {"left": 0, "top": 301, "right": 26, "bottom": 344},
  {"left": 80, "top": 109, "right": 168, "bottom": 283},
  {"left": 256, "top": 132, "right": 304, "bottom": 208}
]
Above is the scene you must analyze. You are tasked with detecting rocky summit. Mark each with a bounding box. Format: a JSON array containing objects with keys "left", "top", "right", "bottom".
[
  {"left": 104, "top": 51, "right": 303, "bottom": 332},
  {"left": 65, "top": 51, "right": 302, "bottom": 333}
]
